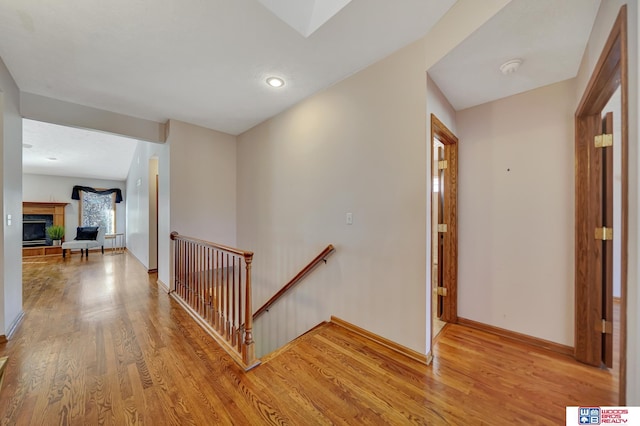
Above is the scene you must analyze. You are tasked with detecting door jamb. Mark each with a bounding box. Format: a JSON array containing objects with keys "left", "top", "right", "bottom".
[
  {"left": 430, "top": 114, "right": 458, "bottom": 325},
  {"left": 574, "top": 5, "right": 627, "bottom": 404}
]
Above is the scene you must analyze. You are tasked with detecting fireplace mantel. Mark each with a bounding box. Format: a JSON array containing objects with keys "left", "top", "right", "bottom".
[
  {"left": 23, "top": 202, "right": 69, "bottom": 257},
  {"left": 23, "top": 201, "right": 69, "bottom": 215}
]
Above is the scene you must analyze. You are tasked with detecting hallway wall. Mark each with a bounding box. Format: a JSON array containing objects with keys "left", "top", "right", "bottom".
[
  {"left": 126, "top": 142, "right": 167, "bottom": 270},
  {"left": 168, "top": 119, "right": 237, "bottom": 247},
  {"left": 238, "top": 39, "right": 428, "bottom": 356},
  {"left": 236, "top": 0, "right": 514, "bottom": 357},
  {"left": 0, "top": 56, "right": 22, "bottom": 336},
  {"left": 456, "top": 79, "right": 576, "bottom": 346}
]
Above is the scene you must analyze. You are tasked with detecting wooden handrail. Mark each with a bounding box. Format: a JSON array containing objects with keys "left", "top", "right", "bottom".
[
  {"left": 253, "top": 244, "right": 335, "bottom": 320},
  {"left": 170, "top": 231, "right": 258, "bottom": 370},
  {"left": 170, "top": 231, "right": 253, "bottom": 259}
]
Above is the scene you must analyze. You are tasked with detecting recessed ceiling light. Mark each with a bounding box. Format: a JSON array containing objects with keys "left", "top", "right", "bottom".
[
  {"left": 46, "top": 157, "right": 57, "bottom": 161},
  {"left": 266, "top": 77, "right": 285, "bottom": 88},
  {"left": 499, "top": 59, "right": 523, "bottom": 75},
  {"left": 22, "top": 143, "right": 33, "bottom": 149}
]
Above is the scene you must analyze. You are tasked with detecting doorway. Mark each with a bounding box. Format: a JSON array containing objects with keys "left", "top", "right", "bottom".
[
  {"left": 148, "top": 157, "right": 159, "bottom": 273},
  {"left": 430, "top": 114, "right": 458, "bottom": 340},
  {"left": 574, "top": 6, "right": 627, "bottom": 404}
]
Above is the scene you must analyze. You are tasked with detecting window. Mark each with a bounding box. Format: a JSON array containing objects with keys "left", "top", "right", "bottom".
[{"left": 80, "top": 190, "right": 115, "bottom": 234}]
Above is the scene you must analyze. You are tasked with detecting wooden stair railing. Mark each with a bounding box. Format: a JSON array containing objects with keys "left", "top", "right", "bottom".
[
  {"left": 253, "top": 244, "right": 335, "bottom": 320},
  {"left": 170, "top": 232, "right": 258, "bottom": 370}
]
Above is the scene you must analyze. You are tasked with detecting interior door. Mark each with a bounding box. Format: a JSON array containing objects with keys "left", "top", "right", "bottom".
[
  {"left": 600, "top": 111, "right": 614, "bottom": 368},
  {"left": 578, "top": 111, "right": 614, "bottom": 368}
]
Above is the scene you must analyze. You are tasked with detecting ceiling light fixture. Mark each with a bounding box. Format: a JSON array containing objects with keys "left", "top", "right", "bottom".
[
  {"left": 266, "top": 77, "right": 285, "bottom": 88},
  {"left": 46, "top": 157, "right": 58, "bottom": 161},
  {"left": 499, "top": 58, "right": 523, "bottom": 75}
]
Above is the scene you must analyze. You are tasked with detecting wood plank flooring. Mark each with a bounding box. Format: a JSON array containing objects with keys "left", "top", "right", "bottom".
[{"left": 0, "top": 254, "right": 617, "bottom": 424}]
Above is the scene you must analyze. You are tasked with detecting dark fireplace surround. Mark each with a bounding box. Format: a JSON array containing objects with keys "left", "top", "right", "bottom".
[{"left": 23, "top": 214, "right": 54, "bottom": 246}]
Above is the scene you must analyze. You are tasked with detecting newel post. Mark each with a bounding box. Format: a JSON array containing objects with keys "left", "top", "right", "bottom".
[
  {"left": 242, "top": 252, "right": 256, "bottom": 365},
  {"left": 169, "top": 232, "right": 178, "bottom": 294}
]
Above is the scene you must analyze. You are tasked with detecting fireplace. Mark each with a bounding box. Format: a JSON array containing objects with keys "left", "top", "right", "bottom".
[
  {"left": 23, "top": 220, "right": 47, "bottom": 246},
  {"left": 22, "top": 202, "right": 68, "bottom": 257},
  {"left": 23, "top": 213, "right": 54, "bottom": 246}
]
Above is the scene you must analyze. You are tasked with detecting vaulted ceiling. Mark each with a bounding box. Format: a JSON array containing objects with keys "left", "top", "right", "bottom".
[
  {"left": 0, "top": 0, "right": 455, "bottom": 135},
  {"left": 2, "top": 0, "right": 603, "bottom": 180}
]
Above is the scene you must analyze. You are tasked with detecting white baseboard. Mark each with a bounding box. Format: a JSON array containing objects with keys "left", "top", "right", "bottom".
[
  {"left": 3, "top": 311, "right": 25, "bottom": 341},
  {"left": 157, "top": 279, "right": 170, "bottom": 293}
]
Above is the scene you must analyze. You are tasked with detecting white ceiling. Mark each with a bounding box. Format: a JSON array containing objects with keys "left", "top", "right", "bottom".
[
  {"left": 3, "top": 0, "right": 604, "bottom": 181},
  {"left": 0, "top": 0, "right": 456, "bottom": 135},
  {"left": 22, "top": 119, "right": 138, "bottom": 181},
  {"left": 428, "top": 0, "right": 601, "bottom": 111}
]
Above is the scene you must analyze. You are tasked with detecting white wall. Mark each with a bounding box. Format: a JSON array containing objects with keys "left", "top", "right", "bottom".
[
  {"left": 426, "top": 75, "right": 458, "bottom": 136},
  {"left": 168, "top": 119, "right": 236, "bottom": 247},
  {"left": 456, "top": 79, "right": 576, "bottom": 346},
  {"left": 0, "top": 56, "right": 22, "bottom": 336},
  {"left": 233, "top": 1, "right": 511, "bottom": 358},
  {"left": 125, "top": 147, "right": 148, "bottom": 267},
  {"left": 22, "top": 174, "right": 126, "bottom": 243},
  {"left": 237, "top": 39, "right": 428, "bottom": 356},
  {"left": 125, "top": 142, "right": 167, "bottom": 270},
  {"left": 125, "top": 143, "right": 165, "bottom": 271},
  {"left": 574, "top": 0, "right": 639, "bottom": 404},
  {"left": 422, "top": 0, "right": 512, "bottom": 70}
]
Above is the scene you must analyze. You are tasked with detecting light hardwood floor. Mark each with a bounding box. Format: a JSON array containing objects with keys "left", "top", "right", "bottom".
[{"left": 0, "top": 254, "right": 617, "bottom": 424}]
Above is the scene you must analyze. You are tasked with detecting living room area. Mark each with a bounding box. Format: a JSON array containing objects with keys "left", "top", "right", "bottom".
[{"left": 21, "top": 118, "right": 152, "bottom": 265}]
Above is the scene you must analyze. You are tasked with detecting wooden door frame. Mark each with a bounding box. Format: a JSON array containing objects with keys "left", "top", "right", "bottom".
[
  {"left": 574, "top": 5, "right": 627, "bottom": 404},
  {"left": 430, "top": 114, "right": 458, "bottom": 324}
]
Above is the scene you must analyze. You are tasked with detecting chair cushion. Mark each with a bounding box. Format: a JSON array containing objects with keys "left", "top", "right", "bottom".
[
  {"left": 62, "top": 241, "right": 92, "bottom": 249},
  {"left": 75, "top": 226, "right": 99, "bottom": 240}
]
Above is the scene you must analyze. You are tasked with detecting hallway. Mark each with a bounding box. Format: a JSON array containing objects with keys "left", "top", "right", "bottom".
[{"left": 0, "top": 254, "right": 617, "bottom": 424}]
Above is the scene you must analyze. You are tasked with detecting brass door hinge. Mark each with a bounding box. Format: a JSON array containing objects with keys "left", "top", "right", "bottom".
[
  {"left": 436, "top": 287, "right": 448, "bottom": 297},
  {"left": 438, "top": 160, "right": 448, "bottom": 170},
  {"left": 594, "top": 227, "right": 613, "bottom": 241},
  {"left": 597, "top": 319, "right": 613, "bottom": 334},
  {"left": 594, "top": 133, "right": 613, "bottom": 148},
  {"left": 437, "top": 224, "right": 447, "bottom": 233}
]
